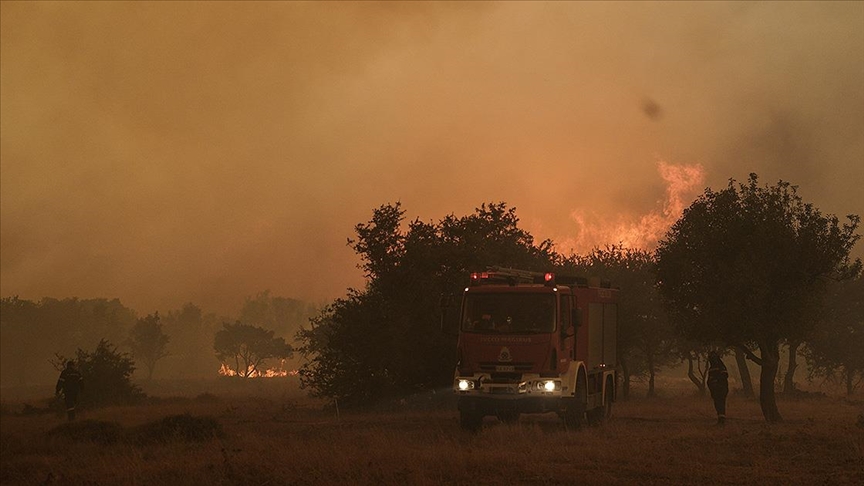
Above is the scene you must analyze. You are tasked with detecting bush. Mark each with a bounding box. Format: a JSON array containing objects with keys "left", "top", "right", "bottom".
[{"left": 55, "top": 339, "right": 146, "bottom": 408}]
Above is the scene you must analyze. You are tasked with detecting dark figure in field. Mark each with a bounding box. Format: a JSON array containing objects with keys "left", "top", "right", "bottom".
[
  {"left": 55, "top": 360, "right": 83, "bottom": 421},
  {"left": 707, "top": 352, "right": 728, "bottom": 425}
]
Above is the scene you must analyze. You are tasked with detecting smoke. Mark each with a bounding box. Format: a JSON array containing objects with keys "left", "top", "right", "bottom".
[{"left": 1, "top": 2, "right": 862, "bottom": 314}]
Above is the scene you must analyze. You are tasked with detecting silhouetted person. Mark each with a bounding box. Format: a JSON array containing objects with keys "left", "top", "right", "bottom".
[
  {"left": 55, "top": 360, "right": 83, "bottom": 421},
  {"left": 707, "top": 352, "right": 728, "bottom": 425}
]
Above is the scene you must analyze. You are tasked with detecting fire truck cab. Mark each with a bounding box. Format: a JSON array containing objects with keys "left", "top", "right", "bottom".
[{"left": 453, "top": 267, "right": 618, "bottom": 431}]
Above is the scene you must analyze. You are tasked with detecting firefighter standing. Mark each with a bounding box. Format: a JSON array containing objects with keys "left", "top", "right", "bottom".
[
  {"left": 707, "top": 352, "right": 729, "bottom": 425},
  {"left": 55, "top": 361, "right": 83, "bottom": 421}
]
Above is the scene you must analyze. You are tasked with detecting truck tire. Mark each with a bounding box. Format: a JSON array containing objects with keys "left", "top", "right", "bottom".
[
  {"left": 564, "top": 374, "right": 587, "bottom": 430},
  {"left": 588, "top": 376, "right": 614, "bottom": 425},
  {"left": 460, "top": 410, "right": 483, "bottom": 432}
]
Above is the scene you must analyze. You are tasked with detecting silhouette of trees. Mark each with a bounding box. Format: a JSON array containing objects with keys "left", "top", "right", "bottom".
[
  {"left": 656, "top": 174, "right": 861, "bottom": 422},
  {"left": 804, "top": 276, "right": 864, "bottom": 395},
  {"left": 239, "top": 291, "right": 318, "bottom": 350},
  {"left": 298, "top": 202, "right": 557, "bottom": 406},
  {"left": 52, "top": 339, "right": 144, "bottom": 407},
  {"left": 160, "top": 303, "right": 224, "bottom": 378},
  {"left": 1, "top": 297, "right": 136, "bottom": 387},
  {"left": 214, "top": 322, "right": 293, "bottom": 378},
  {"left": 127, "top": 313, "right": 169, "bottom": 380}
]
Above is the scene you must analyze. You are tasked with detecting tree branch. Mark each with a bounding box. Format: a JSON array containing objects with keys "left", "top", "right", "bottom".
[{"left": 736, "top": 344, "right": 763, "bottom": 366}]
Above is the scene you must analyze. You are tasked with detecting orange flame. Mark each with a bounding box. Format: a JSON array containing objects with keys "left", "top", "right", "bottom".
[
  {"left": 218, "top": 360, "right": 297, "bottom": 378},
  {"left": 559, "top": 161, "right": 705, "bottom": 253}
]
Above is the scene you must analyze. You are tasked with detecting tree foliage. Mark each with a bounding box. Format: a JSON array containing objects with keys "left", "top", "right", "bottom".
[
  {"left": 214, "top": 322, "right": 293, "bottom": 378},
  {"left": 1, "top": 297, "right": 136, "bottom": 387},
  {"left": 656, "top": 174, "right": 861, "bottom": 422},
  {"left": 239, "top": 291, "right": 318, "bottom": 348},
  {"left": 160, "top": 303, "right": 224, "bottom": 378},
  {"left": 127, "top": 313, "right": 169, "bottom": 380},
  {"left": 53, "top": 339, "right": 144, "bottom": 408},
  {"left": 804, "top": 276, "right": 864, "bottom": 395},
  {"left": 298, "top": 202, "right": 558, "bottom": 406}
]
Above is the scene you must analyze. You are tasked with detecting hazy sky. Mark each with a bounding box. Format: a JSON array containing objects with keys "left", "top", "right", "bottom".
[{"left": 2, "top": 2, "right": 863, "bottom": 315}]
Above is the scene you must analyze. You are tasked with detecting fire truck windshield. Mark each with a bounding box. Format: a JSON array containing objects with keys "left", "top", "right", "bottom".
[{"left": 461, "top": 293, "right": 556, "bottom": 334}]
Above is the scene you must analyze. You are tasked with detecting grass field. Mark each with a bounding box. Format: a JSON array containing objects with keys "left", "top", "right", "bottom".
[{"left": 1, "top": 380, "right": 862, "bottom": 485}]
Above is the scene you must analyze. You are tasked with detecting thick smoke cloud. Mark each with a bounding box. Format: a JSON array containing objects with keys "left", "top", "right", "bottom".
[{"left": 2, "top": 2, "right": 862, "bottom": 314}]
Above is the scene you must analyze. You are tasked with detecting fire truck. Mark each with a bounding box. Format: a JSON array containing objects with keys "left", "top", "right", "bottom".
[{"left": 452, "top": 267, "right": 618, "bottom": 431}]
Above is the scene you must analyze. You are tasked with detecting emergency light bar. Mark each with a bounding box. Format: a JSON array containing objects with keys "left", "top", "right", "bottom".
[
  {"left": 469, "top": 267, "right": 602, "bottom": 288},
  {"left": 469, "top": 268, "right": 557, "bottom": 286}
]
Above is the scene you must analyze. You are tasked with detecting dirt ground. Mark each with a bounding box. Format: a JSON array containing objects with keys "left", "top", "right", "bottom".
[{"left": 1, "top": 380, "right": 862, "bottom": 485}]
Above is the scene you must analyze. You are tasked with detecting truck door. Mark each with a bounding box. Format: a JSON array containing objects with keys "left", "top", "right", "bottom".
[{"left": 559, "top": 291, "right": 574, "bottom": 361}]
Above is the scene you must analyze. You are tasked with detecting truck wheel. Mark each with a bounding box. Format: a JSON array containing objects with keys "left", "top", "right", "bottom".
[
  {"left": 564, "top": 374, "right": 587, "bottom": 430},
  {"left": 460, "top": 410, "right": 483, "bottom": 432},
  {"left": 603, "top": 376, "right": 614, "bottom": 419},
  {"left": 588, "top": 376, "right": 614, "bottom": 425}
]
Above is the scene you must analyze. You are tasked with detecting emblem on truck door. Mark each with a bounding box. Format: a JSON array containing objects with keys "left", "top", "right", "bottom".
[{"left": 498, "top": 347, "right": 512, "bottom": 362}]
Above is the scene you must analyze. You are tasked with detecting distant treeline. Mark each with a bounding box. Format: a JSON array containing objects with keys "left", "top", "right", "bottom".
[{"left": 0, "top": 291, "right": 317, "bottom": 388}]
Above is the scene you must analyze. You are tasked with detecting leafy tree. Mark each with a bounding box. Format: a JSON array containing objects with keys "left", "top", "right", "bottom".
[
  {"left": 1, "top": 297, "right": 136, "bottom": 387},
  {"left": 53, "top": 339, "right": 145, "bottom": 407},
  {"left": 214, "top": 322, "right": 293, "bottom": 378},
  {"left": 804, "top": 276, "right": 864, "bottom": 395},
  {"left": 298, "top": 202, "right": 558, "bottom": 406},
  {"left": 239, "top": 291, "right": 317, "bottom": 348},
  {"left": 161, "top": 303, "right": 224, "bottom": 378},
  {"left": 656, "top": 174, "right": 860, "bottom": 422},
  {"left": 127, "top": 313, "right": 169, "bottom": 380},
  {"left": 564, "top": 246, "right": 676, "bottom": 399}
]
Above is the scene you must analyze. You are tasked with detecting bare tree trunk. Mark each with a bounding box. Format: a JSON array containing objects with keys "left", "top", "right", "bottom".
[
  {"left": 783, "top": 341, "right": 799, "bottom": 395},
  {"left": 758, "top": 342, "right": 783, "bottom": 423},
  {"left": 734, "top": 348, "right": 754, "bottom": 397},
  {"left": 686, "top": 354, "right": 706, "bottom": 395},
  {"left": 620, "top": 359, "right": 631, "bottom": 400},
  {"left": 846, "top": 367, "right": 854, "bottom": 396},
  {"left": 647, "top": 353, "right": 656, "bottom": 398}
]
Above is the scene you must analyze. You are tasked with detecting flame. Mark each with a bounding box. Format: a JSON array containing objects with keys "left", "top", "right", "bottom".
[
  {"left": 218, "top": 360, "right": 298, "bottom": 378},
  {"left": 559, "top": 161, "right": 705, "bottom": 253}
]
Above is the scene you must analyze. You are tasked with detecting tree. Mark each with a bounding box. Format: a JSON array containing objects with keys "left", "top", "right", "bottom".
[
  {"left": 1, "top": 296, "right": 136, "bottom": 388},
  {"left": 804, "top": 276, "right": 864, "bottom": 395},
  {"left": 53, "top": 339, "right": 145, "bottom": 407},
  {"left": 239, "top": 291, "right": 317, "bottom": 349},
  {"left": 214, "top": 322, "right": 293, "bottom": 378},
  {"left": 656, "top": 174, "right": 860, "bottom": 422},
  {"left": 732, "top": 348, "right": 755, "bottom": 397},
  {"left": 298, "top": 202, "right": 558, "bottom": 406},
  {"left": 127, "top": 313, "right": 169, "bottom": 380},
  {"left": 161, "top": 303, "right": 224, "bottom": 378}
]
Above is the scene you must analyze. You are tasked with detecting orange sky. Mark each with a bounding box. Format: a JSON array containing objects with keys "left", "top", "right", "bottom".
[{"left": 2, "top": 2, "right": 862, "bottom": 315}]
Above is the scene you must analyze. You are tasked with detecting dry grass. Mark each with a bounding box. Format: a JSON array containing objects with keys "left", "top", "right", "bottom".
[{"left": 1, "top": 384, "right": 862, "bottom": 485}]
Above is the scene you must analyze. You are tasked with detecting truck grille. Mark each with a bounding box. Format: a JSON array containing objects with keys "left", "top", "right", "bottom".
[{"left": 478, "top": 362, "right": 534, "bottom": 372}]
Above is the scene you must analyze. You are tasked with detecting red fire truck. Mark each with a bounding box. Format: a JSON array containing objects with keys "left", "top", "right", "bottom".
[{"left": 453, "top": 267, "right": 618, "bottom": 431}]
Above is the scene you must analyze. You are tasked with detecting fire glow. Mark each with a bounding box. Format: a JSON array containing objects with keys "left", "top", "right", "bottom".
[
  {"left": 218, "top": 361, "right": 299, "bottom": 378},
  {"left": 561, "top": 161, "right": 705, "bottom": 253}
]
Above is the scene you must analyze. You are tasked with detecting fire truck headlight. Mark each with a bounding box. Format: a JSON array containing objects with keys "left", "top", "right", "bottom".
[
  {"left": 537, "top": 380, "right": 561, "bottom": 392},
  {"left": 457, "top": 379, "right": 475, "bottom": 391}
]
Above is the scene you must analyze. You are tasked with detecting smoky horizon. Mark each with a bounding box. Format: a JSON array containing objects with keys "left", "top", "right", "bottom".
[{"left": 2, "top": 2, "right": 862, "bottom": 316}]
